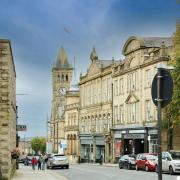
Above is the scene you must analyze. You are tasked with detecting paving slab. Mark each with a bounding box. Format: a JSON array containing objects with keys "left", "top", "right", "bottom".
[{"left": 12, "top": 164, "right": 68, "bottom": 180}]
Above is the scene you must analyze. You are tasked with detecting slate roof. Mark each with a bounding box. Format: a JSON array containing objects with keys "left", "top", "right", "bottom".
[
  {"left": 142, "top": 37, "right": 173, "bottom": 48},
  {"left": 54, "top": 47, "right": 72, "bottom": 69}
]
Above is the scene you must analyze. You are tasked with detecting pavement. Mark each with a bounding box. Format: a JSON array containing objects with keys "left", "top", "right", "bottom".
[
  {"left": 85, "top": 162, "right": 118, "bottom": 167},
  {"left": 12, "top": 164, "right": 68, "bottom": 180}
]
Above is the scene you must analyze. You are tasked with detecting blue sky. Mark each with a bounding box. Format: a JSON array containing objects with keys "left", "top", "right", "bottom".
[{"left": 0, "top": 0, "right": 179, "bottom": 138}]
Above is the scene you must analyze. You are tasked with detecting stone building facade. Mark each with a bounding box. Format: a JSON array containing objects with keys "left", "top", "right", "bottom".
[
  {"left": 79, "top": 48, "right": 118, "bottom": 163},
  {"left": 51, "top": 36, "right": 175, "bottom": 164},
  {"left": 111, "top": 36, "right": 173, "bottom": 162},
  {"left": 0, "top": 39, "right": 16, "bottom": 179},
  {"left": 50, "top": 47, "right": 73, "bottom": 153},
  {"left": 64, "top": 90, "right": 79, "bottom": 163}
]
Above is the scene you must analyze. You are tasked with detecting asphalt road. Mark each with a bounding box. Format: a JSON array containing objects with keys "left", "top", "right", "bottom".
[{"left": 52, "top": 164, "right": 179, "bottom": 180}]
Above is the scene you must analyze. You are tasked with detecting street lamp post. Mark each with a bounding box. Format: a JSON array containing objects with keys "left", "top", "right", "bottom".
[{"left": 157, "top": 68, "right": 163, "bottom": 180}]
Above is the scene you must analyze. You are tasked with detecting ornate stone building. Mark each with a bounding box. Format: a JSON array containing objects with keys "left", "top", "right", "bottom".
[
  {"left": 0, "top": 39, "right": 16, "bottom": 179},
  {"left": 50, "top": 47, "right": 73, "bottom": 153},
  {"left": 64, "top": 89, "right": 79, "bottom": 163},
  {"left": 79, "top": 48, "right": 118, "bottom": 163},
  {"left": 111, "top": 36, "right": 173, "bottom": 161}
]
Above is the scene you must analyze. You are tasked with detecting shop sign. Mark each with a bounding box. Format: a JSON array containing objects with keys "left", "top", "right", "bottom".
[{"left": 123, "top": 133, "right": 144, "bottom": 139}]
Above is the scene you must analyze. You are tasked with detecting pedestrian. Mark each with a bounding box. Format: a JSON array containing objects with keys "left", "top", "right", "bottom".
[
  {"left": 99, "top": 154, "right": 103, "bottom": 165},
  {"left": 31, "top": 157, "right": 36, "bottom": 170},
  {"left": 34, "top": 157, "right": 38, "bottom": 168},
  {"left": 44, "top": 154, "right": 48, "bottom": 169},
  {"left": 42, "top": 155, "right": 46, "bottom": 170},
  {"left": 37, "top": 156, "right": 42, "bottom": 170}
]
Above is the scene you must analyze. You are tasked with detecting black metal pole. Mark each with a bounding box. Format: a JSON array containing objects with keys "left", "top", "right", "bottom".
[{"left": 157, "top": 68, "right": 162, "bottom": 180}]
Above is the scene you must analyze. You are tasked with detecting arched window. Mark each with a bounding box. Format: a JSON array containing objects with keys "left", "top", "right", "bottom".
[
  {"left": 62, "top": 74, "right": 64, "bottom": 81},
  {"left": 66, "top": 75, "right": 68, "bottom": 81},
  {"left": 99, "top": 115, "right": 102, "bottom": 132},
  {"left": 107, "top": 113, "right": 111, "bottom": 130}
]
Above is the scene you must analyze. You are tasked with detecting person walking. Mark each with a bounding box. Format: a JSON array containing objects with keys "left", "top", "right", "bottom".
[
  {"left": 99, "top": 154, "right": 103, "bottom": 165},
  {"left": 31, "top": 157, "right": 36, "bottom": 170},
  {"left": 42, "top": 155, "right": 46, "bottom": 170},
  {"left": 37, "top": 156, "right": 42, "bottom": 170}
]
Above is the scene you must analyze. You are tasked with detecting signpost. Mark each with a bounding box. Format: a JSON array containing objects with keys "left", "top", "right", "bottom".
[
  {"left": 16, "top": 125, "right": 27, "bottom": 131},
  {"left": 151, "top": 66, "right": 173, "bottom": 180}
]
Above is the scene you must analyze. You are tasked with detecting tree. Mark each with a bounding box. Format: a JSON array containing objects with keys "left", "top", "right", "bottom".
[
  {"left": 31, "top": 137, "right": 46, "bottom": 154},
  {"left": 164, "top": 22, "right": 180, "bottom": 150}
]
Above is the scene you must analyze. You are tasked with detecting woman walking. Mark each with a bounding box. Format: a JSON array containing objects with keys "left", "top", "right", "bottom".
[{"left": 31, "top": 157, "right": 36, "bottom": 170}]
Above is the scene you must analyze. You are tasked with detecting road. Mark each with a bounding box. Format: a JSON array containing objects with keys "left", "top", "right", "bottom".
[{"left": 52, "top": 164, "right": 179, "bottom": 180}]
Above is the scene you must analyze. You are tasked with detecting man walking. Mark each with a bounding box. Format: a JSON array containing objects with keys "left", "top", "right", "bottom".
[{"left": 37, "top": 156, "right": 42, "bottom": 170}]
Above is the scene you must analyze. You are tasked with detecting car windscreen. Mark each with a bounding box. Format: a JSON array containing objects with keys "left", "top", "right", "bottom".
[
  {"left": 54, "top": 155, "right": 65, "bottom": 157},
  {"left": 146, "top": 155, "right": 156, "bottom": 160},
  {"left": 170, "top": 152, "right": 180, "bottom": 160}
]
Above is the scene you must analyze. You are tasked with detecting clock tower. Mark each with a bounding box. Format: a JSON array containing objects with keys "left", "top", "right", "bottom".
[{"left": 51, "top": 47, "right": 73, "bottom": 152}]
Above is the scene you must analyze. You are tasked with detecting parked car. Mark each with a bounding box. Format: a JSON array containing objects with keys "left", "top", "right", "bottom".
[
  {"left": 136, "top": 153, "right": 157, "bottom": 171},
  {"left": 47, "top": 154, "right": 69, "bottom": 169},
  {"left": 119, "top": 154, "right": 136, "bottom": 170},
  {"left": 23, "top": 156, "right": 32, "bottom": 166},
  {"left": 155, "top": 151, "right": 180, "bottom": 175}
]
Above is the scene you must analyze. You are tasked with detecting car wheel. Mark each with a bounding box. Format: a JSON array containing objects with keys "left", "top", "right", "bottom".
[
  {"left": 47, "top": 166, "right": 49, "bottom": 169},
  {"left": 128, "top": 164, "right": 131, "bottom": 170},
  {"left": 135, "top": 165, "right": 139, "bottom": 171},
  {"left": 169, "top": 166, "right": 174, "bottom": 175},
  {"left": 66, "top": 165, "right": 69, "bottom": 169},
  {"left": 145, "top": 166, "right": 149, "bottom": 172},
  {"left": 119, "top": 164, "right": 122, "bottom": 169}
]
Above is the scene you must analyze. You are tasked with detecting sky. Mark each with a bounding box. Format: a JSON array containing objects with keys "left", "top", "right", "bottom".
[{"left": 0, "top": 0, "right": 179, "bottom": 138}]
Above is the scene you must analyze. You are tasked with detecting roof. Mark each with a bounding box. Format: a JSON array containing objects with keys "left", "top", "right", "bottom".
[
  {"left": 54, "top": 47, "right": 72, "bottom": 69},
  {"left": 96, "top": 59, "right": 119, "bottom": 68},
  {"left": 142, "top": 37, "right": 172, "bottom": 47},
  {"left": 122, "top": 36, "right": 172, "bottom": 55}
]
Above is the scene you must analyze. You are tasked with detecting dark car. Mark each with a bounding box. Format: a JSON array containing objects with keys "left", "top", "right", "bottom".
[
  {"left": 136, "top": 153, "right": 157, "bottom": 171},
  {"left": 119, "top": 154, "right": 136, "bottom": 170}
]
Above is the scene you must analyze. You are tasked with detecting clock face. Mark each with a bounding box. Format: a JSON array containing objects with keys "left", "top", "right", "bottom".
[{"left": 59, "top": 87, "right": 66, "bottom": 95}]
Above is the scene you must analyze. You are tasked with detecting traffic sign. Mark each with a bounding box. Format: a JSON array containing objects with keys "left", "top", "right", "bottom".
[
  {"left": 16, "top": 125, "right": 27, "bottom": 131},
  {"left": 151, "top": 68, "right": 173, "bottom": 108}
]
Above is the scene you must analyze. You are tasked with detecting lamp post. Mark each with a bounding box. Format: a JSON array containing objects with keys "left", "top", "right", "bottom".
[{"left": 91, "top": 126, "right": 95, "bottom": 163}]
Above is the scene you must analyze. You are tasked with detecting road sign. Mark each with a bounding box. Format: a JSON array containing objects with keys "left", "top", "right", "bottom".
[
  {"left": 16, "top": 125, "right": 27, "bottom": 131},
  {"left": 151, "top": 68, "right": 173, "bottom": 108}
]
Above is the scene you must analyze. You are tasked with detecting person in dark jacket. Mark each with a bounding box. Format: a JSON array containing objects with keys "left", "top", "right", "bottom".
[{"left": 37, "top": 156, "right": 42, "bottom": 170}]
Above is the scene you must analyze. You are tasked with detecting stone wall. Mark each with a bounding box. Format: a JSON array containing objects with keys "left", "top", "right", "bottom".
[
  {"left": 173, "top": 127, "right": 180, "bottom": 150},
  {"left": 0, "top": 39, "right": 16, "bottom": 180}
]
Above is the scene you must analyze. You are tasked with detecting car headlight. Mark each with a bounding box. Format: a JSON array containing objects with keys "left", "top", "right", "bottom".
[
  {"left": 65, "top": 159, "right": 69, "bottom": 163},
  {"left": 174, "top": 164, "right": 179, "bottom": 167}
]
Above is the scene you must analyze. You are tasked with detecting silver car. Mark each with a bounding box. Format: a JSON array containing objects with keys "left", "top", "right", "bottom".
[
  {"left": 47, "top": 154, "right": 69, "bottom": 169},
  {"left": 155, "top": 151, "right": 180, "bottom": 175}
]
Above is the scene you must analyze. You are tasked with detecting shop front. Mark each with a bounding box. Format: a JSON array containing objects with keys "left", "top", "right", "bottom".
[
  {"left": 113, "top": 127, "right": 158, "bottom": 157},
  {"left": 79, "top": 134, "right": 105, "bottom": 163},
  {"left": 79, "top": 135, "right": 93, "bottom": 163}
]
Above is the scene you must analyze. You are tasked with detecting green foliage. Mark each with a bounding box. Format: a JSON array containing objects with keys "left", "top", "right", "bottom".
[
  {"left": 167, "top": 22, "right": 180, "bottom": 127},
  {"left": 31, "top": 137, "right": 46, "bottom": 154}
]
